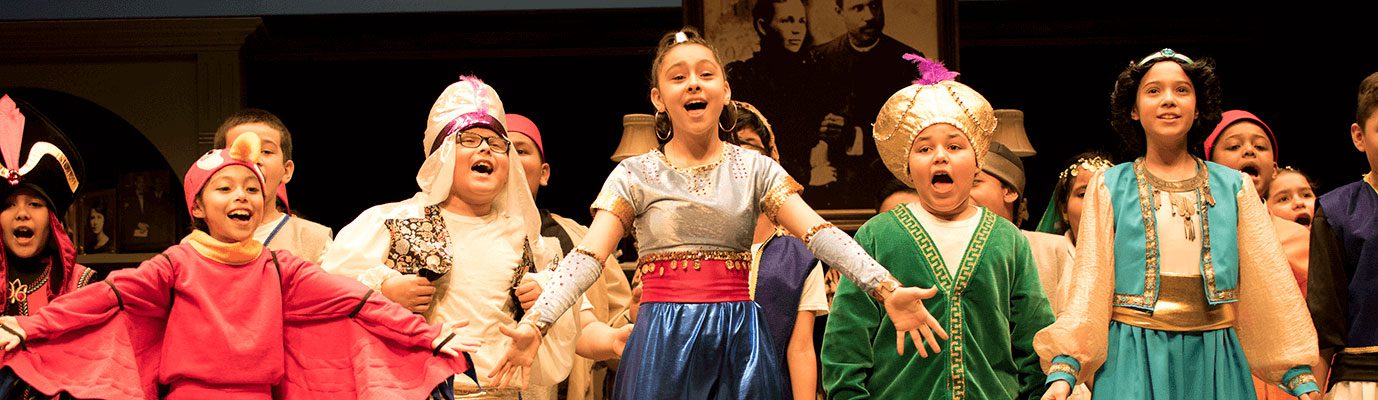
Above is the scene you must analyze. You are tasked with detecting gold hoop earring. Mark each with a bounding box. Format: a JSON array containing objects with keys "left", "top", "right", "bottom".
[
  {"left": 718, "top": 102, "right": 739, "bottom": 132},
  {"left": 655, "top": 111, "right": 672, "bottom": 141}
]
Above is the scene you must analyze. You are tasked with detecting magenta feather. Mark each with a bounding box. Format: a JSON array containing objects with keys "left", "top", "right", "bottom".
[
  {"left": 459, "top": 75, "right": 489, "bottom": 113},
  {"left": 903, "top": 53, "right": 959, "bottom": 85}
]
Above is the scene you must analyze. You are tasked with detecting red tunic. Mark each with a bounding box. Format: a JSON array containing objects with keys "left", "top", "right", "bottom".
[{"left": 3, "top": 242, "right": 470, "bottom": 400}]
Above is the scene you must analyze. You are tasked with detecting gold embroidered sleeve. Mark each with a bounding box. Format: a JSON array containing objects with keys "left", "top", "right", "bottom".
[
  {"left": 1232, "top": 172, "right": 1324, "bottom": 385},
  {"left": 591, "top": 191, "right": 634, "bottom": 232},
  {"left": 1033, "top": 173, "right": 1115, "bottom": 384},
  {"left": 760, "top": 175, "right": 803, "bottom": 223}
]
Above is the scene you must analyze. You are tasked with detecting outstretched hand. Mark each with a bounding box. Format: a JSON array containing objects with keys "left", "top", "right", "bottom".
[
  {"left": 884, "top": 286, "right": 948, "bottom": 357},
  {"left": 489, "top": 323, "right": 542, "bottom": 390},
  {"left": 432, "top": 320, "right": 484, "bottom": 357},
  {"left": 0, "top": 316, "right": 25, "bottom": 352}
]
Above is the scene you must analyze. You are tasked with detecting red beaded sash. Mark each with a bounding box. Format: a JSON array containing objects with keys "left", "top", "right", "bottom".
[{"left": 637, "top": 251, "right": 752, "bottom": 303}]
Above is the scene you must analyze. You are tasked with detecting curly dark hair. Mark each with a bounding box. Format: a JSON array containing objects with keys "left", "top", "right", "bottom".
[
  {"left": 1109, "top": 53, "right": 1222, "bottom": 158},
  {"left": 649, "top": 27, "right": 735, "bottom": 145}
]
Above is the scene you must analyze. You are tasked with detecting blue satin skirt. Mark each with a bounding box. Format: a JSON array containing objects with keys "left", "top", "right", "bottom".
[
  {"left": 1093, "top": 321, "right": 1257, "bottom": 399},
  {"left": 613, "top": 301, "right": 783, "bottom": 399}
]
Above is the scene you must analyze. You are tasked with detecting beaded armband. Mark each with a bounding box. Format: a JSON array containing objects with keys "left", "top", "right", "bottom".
[{"left": 801, "top": 222, "right": 836, "bottom": 246}]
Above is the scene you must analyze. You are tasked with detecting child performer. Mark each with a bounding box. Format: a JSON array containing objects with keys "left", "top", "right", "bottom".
[
  {"left": 0, "top": 94, "right": 99, "bottom": 399},
  {"left": 489, "top": 28, "right": 945, "bottom": 399},
  {"left": 823, "top": 56, "right": 1054, "bottom": 400},
  {"left": 322, "top": 78, "right": 579, "bottom": 399},
  {"left": 0, "top": 132, "right": 479, "bottom": 400},
  {"left": 1036, "top": 49, "right": 1320, "bottom": 400},
  {"left": 1034, "top": 152, "right": 1114, "bottom": 246},
  {"left": 1308, "top": 71, "right": 1378, "bottom": 399}
]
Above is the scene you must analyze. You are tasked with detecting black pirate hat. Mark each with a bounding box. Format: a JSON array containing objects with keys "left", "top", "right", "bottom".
[{"left": 0, "top": 94, "right": 85, "bottom": 217}]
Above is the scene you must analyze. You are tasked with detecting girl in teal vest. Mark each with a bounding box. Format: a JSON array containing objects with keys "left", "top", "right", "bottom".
[{"left": 1035, "top": 49, "right": 1321, "bottom": 400}]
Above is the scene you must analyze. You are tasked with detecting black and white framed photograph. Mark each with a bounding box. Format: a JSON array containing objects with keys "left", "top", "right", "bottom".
[
  {"left": 78, "top": 189, "right": 116, "bottom": 254},
  {"left": 117, "top": 171, "right": 177, "bottom": 252},
  {"left": 688, "top": 0, "right": 957, "bottom": 226}
]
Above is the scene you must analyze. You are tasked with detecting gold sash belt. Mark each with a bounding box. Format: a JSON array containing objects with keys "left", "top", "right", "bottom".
[{"left": 1112, "top": 274, "right": 1235, "bottom": 332}]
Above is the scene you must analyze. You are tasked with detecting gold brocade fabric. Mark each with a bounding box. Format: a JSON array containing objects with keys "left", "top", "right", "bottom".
[
  {"left": 873, "top": 80, "right": 996, "bottom": 187},
  {"left": 1111, "top": 274, "right": 1236, "bottom": 332}
]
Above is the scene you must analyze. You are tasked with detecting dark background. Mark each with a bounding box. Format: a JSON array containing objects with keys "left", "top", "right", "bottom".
[{"left": 240, "top": 3, "right": 1377, "bottom": 231}]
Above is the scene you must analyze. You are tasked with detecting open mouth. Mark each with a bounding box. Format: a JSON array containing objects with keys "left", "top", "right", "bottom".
[
  {"left": 684, "top": 100, "right": 708, "bottom": 112},
  {"left": 930, "top": 171, "right": 954, "bottom": 191},
  {"left": 228, "top": 209, "right": 253, "bottom": 222},
  {"left": 1239, "top": 165, "right": 1260, "bottom": 177},
  {"left": 12, "top": 227, "right": 33, "bottom": 239},
  {"left": 1295, "top": 214, "right": 1312, "bottom": 227},
  {"left": 471, "top": 160, "right": 495, "bottom": 175}
]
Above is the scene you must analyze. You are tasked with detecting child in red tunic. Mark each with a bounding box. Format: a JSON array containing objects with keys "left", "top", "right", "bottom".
[{"left": 0, "top": 132, "right": 481, "bottom": 400}]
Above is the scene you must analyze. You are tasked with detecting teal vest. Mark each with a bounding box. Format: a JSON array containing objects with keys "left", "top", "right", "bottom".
[{"left": 1103, "top": 160, "right": 1241, "bottom": 311}]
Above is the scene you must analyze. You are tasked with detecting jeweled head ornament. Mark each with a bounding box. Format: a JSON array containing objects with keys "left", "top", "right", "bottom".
[
  {"left": 1137, "top": 48, "right": 1193, "bottom": 67},
  {"left": 873, "top": 54, "right": 996, "bottom": 187}
]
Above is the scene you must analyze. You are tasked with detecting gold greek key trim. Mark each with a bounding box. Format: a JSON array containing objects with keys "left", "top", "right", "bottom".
[
  {"left": 1285, "top": 373, "right": 1317, "bottom": 392},
  {"left": 892, "top": 206, "right": 997, "bottom": 400},
  {"left": 761, "top": 176, "right": 804, "bottom": 223},
  {"left": 801, "top": 222, "right": 836, "bottom": 246},
  {"left": 1048, "top": 362, "right": 1078, "bottom": 376},
  {"left": 1343, "top": 346, "right": 1378, "bottom": 354},
  {"left": 591, "top": 191, "right": 634, "bottom": 232}
]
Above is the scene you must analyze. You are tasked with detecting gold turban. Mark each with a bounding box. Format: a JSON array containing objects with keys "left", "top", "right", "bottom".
[{"left": 873, "top": 79, "right": 996, "bottom": 187}]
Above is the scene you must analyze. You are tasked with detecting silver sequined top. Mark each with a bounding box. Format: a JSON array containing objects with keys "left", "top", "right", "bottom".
[{"left": 591, "top": 144, "right": 802, "bottom": 256}]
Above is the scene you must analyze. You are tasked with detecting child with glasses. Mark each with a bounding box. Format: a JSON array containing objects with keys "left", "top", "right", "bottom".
[{"left": 322, "top": 76, "right": 580, "bottom": 399}]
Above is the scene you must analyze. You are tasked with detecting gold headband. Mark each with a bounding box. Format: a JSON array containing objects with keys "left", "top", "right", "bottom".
[{"left": 1058, "top": 156, "right": 1114, "bottom": 181}]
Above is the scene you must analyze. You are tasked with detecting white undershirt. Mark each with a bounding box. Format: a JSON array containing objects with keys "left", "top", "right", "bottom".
[{"left": 906, "top": 204, "right": 983, "bottom": 277}]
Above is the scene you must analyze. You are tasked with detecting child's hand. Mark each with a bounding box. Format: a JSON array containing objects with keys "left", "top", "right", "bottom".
[
  {"left": 0, "top": 316, "right": 25, "bottom": 352},
  {"left": 1298, "top": 392, "right": 1319, "bottom": 400},
  {"left": 432, "top": 321, "right": 483, "bottom": 357},
  {"left": 884, "top": 286, "right": 948, "bottom": 357},
  {"left": 381, "top": 274, "right": 435, "bottom": 313},
  {"left": 489, "top": 323, "right": 542, "bottom": 390},
  {"left": 610, "top": 324, "right": 632, "bottom": 357},
  {"left": 1041, "top": 380, "right": 1070, "bottom": 400},
  {"left": 515, "top": 276, "right": 542, "bottom": 312}
]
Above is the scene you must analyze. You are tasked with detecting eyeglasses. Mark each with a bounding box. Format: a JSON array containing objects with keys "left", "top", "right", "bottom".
[
  {"left": 455, "top": 131, "right": 511, "bottom": 154},
  {"left": 1137, "top": 48, "right": 1194, "bottom": 67}
]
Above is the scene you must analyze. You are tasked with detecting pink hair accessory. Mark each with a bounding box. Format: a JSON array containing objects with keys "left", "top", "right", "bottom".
[{"left": 904, "top": 53, "right": 960, "bottom": 85}]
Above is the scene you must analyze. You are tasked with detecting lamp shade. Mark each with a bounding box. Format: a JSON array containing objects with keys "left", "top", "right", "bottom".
[
  {"left": 993, "top": 109, "right": 1036, "bottom": 157},
  {"left": 612, "top": 113, "right": 658, "bottom": 162}
]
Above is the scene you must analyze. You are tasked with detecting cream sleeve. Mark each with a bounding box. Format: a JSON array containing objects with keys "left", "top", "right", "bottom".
[
  {"left": 1033, "top": 172, "right": 1115, "bottom": 385},
  {"left": 1232, "top": 173, "right": 1322, "bottom": 387}
]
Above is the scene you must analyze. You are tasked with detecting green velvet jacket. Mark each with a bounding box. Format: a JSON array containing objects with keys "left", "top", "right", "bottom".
[{"left": 822, "top": 206, "right": 1055, "bottom": 400}]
